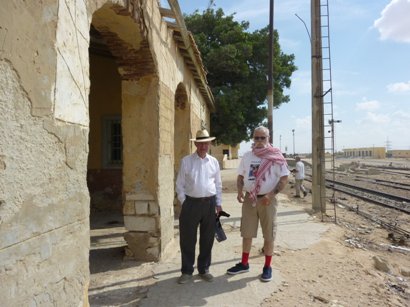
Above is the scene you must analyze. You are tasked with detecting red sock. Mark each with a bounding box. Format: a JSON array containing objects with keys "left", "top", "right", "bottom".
[
  {"left": 264, "top": 255, "right": 272, "bottom": 267},
  {"left": 241, "top": 252, "right": 249, "bottom": 265}
]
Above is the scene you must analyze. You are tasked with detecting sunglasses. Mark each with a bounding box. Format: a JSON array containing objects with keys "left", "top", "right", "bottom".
[{"left": 253, "top": 136, "right": 266, "bottom": 141}]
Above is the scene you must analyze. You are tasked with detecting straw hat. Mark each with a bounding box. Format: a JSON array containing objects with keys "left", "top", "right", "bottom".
[{"left": 190, "top": 129, "right": 216, "bottom": 142}]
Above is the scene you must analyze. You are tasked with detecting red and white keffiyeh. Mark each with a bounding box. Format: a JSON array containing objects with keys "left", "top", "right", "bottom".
[{"left": 249, "top": 144, "right": 287, "bottom": 202}]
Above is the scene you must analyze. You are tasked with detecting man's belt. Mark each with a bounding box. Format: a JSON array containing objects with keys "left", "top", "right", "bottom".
[
  {"left": 185, "top": 195, "right": 216, "bottom": 201},
  {"left": 245, "top": 192, "right": 266, "bottom": 198}
]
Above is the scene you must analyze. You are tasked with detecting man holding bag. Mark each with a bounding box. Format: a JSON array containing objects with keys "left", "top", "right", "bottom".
[{"left": 176, "top": 129, "right": 222, "bottom": 284}]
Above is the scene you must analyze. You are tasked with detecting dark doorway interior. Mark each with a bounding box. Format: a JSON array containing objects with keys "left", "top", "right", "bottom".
[{"left": 88, "top": 25, "right": 126, "bottom": 274}]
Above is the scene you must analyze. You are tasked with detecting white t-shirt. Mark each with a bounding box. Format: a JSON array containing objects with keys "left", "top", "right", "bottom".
[
  {"left": 238, "top": 151, "right": 290, "bottom": 195},
  {"left": 295, "top": 161, "right": 305, "bottom": 180}
]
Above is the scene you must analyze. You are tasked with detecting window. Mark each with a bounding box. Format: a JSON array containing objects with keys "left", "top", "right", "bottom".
[{"left": 103, "top": 117, "right": 122, "bottom": 168}]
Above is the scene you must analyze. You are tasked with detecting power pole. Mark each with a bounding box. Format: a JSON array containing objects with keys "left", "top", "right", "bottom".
[
  {"left": 267, "top": 0, "right": 274, "bottom": 144},
  {"left": 311, "top": 0, "right": 326, "bottom": 213}
]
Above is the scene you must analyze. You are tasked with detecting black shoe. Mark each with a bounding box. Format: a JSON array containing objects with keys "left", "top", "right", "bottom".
[
  {"left": 303, "top": 191, "right": 308, "bottom": 197},
  {"left": 227, "top": 262, "right": 249, "bottom": 275},
  {"left": 260, "top": 266, "right": 272, "bottom": 282},
  {"left": 199, "top": 272, "right": 214, "bottom": 282},
  {"left": 294, "top": 195, "right": 301, "bottom": 198},
  {"left": 177, "top": 274, "right": 192, "bottom": 284}
]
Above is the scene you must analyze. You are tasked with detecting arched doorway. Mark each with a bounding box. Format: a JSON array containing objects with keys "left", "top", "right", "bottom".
[
  {"left": 86, "top": 2, "right": 174, "bottom": 304},
  {"left": 88, "top": 2, "right": 168, "bottom": 267},
  {"left": 88, "top": 23, "right": 126, "bottom": 273}
]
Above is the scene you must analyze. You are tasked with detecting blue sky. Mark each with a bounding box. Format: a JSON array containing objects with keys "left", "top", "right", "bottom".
[{"left": 167, "top": 0, "right": 410, "bottom": 154}]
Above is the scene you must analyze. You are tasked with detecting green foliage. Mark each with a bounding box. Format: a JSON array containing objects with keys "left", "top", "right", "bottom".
[{"left": 184, "top": 8, "right": 297, "bottom": 145}]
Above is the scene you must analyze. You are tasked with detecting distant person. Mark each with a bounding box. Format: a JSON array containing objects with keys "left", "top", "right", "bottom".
[
  {"left": 227, "top": 126, "right": 289, "bottom": 282},
  {"left": 175, "top": 129, "right": 222, "bottom": 284},
  {"left": 291, "top": 156, "right": 307, "bottom": 198}
]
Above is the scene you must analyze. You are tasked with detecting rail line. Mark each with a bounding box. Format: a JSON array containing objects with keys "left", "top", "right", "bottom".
[
  {"left": 352, "top": 176, "right": 410, "bottom": 192},
  {"left": 305, "top": 174, "right": 410, "bottom": 214},
  {"left": 304, "top": 173, "right": 410, "bottom": 239},
  {"left": 325, "top": 179, "right": 410, "bottom": 214}
]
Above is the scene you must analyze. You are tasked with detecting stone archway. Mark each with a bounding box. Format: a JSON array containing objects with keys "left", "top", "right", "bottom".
[{"left": 89, "top": 3, "right": 162, "bottom": 262}]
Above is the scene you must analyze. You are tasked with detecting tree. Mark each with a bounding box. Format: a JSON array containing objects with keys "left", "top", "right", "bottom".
[{"left": 184, "top": 8, "right": 297, "bottom": 145}]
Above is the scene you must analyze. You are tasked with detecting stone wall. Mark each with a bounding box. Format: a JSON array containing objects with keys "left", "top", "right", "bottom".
[
  {"left": 0, "top": 0, "right": 91, "bottom": 305},
  {"left": 0, "top": 1, "right": 213, "bottom": 305}
]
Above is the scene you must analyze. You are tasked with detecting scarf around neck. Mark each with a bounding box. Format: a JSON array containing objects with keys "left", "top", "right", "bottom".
[{"left": 249, "top": 144, "right": 287, "bottom": 202}]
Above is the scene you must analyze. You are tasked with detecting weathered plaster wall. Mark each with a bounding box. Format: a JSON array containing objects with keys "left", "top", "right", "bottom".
[
  {"left": 0, "top": 51, "right": 90, "bottom": 307},
  {"left": 1, "top": 0, "right": 213, "bottom": 304},
  {"left": 0, "top": 0, "right": 90, "bottom": 305},
  {"left": 122, "top": 76, "right": 163, "bottom": 260},
  {"left": 0, "top": 0, "right": 58, "bottom": 116},
  {"left": 54, "top": 0, "right": 90, "bottom": 125}
]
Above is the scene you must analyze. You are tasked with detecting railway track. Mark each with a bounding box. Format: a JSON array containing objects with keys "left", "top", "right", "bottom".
[
  {"left": 304, "top": 167, "right": 410, "bottom": 240},
  {"left": 325, "top": 179, "right": 410, "bottom": 214},
  {"left": 353, "top": 176, "right": 410, "bottom": 192}
]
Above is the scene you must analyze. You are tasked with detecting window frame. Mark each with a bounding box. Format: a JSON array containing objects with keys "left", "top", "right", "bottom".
[{"left": 102, "top": 116, "right": 122, "bottom": 169}]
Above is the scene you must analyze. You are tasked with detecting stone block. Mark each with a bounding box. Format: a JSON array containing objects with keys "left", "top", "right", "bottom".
[
  {"left": 148, "top": 201, "right": 160, "bottom": 215},
  {"left": 124, "top": 232, "right": 159, "bottom": 261},
  {"left": 125, "top": 192, "right": 155, "bottom": 201},
  {"left": 135, "top": 201, "right": 149, "bottom": 215},
  {"left": 123, "top": 201, "right": 135, "bottom": 215},
  {"left": 124, "top": 215, "right": 157, "bottom": 232},
  {"left": 146, "top": 246, "right": 160, "bottom": 259}
]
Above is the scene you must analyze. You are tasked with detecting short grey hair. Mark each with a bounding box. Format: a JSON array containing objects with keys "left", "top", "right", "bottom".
[{"left": 253, "top": 126, "right": 269, "bottom": 136}]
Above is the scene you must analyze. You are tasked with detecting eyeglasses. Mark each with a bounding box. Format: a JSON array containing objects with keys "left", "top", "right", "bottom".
[{"left": 253, "top": 136, "right": 266, "bottom": 141}]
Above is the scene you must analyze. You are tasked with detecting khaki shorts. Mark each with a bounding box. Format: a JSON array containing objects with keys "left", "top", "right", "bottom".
[{"left": 240, "top": 193, "right": 278, "bottom": 241}]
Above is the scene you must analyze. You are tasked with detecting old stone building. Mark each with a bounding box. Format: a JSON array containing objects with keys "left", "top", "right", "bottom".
[
  {"left": 0, "top": 0, "right": 215, "bottom": 305},
  {"left": 343, "top": 147, "right": 386, "bottom": 159}
]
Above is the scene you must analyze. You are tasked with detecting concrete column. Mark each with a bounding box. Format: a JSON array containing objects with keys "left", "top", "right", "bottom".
[{"left": 311, "top": 0, "right": 326, "bottom": 213}]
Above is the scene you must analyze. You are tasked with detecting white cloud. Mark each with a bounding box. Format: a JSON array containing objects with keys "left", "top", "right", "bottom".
[
  {"left": 296, "top": 115, "right": 311, "bottom": 129},
  {"left": 364, "top": 112, "right": 391, "bottom": 125},
  {"left": 387, "top": 80, "right": 410, "bottom": 92},
  {"left": 356, "top": 99, "right": 380, "bottom": 111},
  {"left": 290, "top": 70, "right": 311, "bottom": 95},
  {"left": 391, "top": 110, "right": 410, "bottom": 120},
  {"left": 374, "top": 0, "right": 410, "bottom": 43},
  {"left": 390, "top": 110, "right": 410, "bottom": 129}
]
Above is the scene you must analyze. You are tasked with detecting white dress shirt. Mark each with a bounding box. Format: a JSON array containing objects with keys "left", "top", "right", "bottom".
[{"left": 176, "top": 152, "right": 222, "bottom": 206}]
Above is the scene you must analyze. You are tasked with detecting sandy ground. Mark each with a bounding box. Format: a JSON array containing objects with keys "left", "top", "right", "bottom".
[
  {"left": 222, "top": 168, "right": 410, "bottom": 306},
  {"left": 89, "top": 165, "right": 410, "bottom": 306}
]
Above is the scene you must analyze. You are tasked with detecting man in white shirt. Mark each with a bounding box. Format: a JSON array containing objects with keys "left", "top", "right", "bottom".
[
  {"left": 226, "top": 126, "right": 289, "bottom": 282},
  {"left": 175, "top": 129, "right": 222, "bottom": 284},
  {"left": 292, "top": 156, "right": 308, "bottom": 198}
]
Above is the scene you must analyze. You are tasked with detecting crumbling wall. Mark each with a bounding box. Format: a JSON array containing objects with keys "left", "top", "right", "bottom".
[{"left": 0, "top": 0, "right": 90, "bottom": 305}]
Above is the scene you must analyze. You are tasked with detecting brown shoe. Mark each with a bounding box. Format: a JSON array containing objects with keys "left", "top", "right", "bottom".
[
  {"left": 199, "top": 272, "right": 214, "bottom": 282},
  {"left": 177, "top": 274, "right": 192, "bottom": 284}
]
